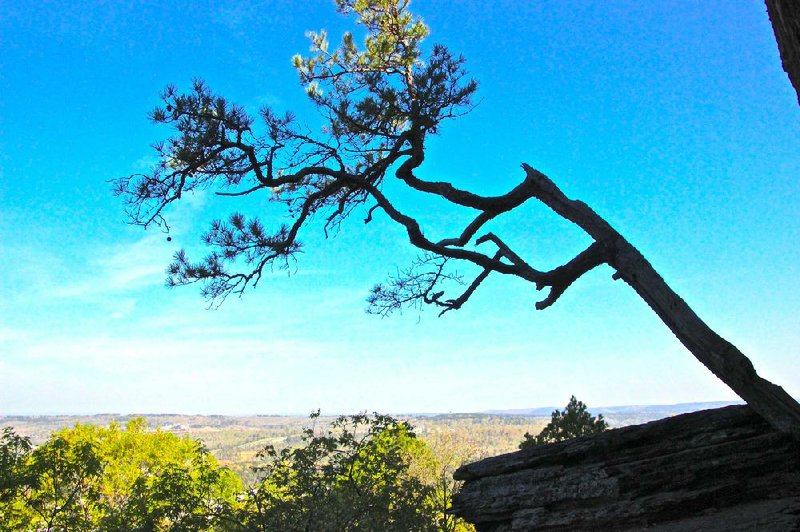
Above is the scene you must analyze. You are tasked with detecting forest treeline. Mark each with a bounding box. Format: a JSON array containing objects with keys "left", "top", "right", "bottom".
[
  {"left": 0, "top": 399, "right": 611, "bottom": 530},
  {"left": 3, "top": 413, "right": 551, "bottom": 487},
  {"left": 1, "top": 413, "right": 481, "bottom": 531}
]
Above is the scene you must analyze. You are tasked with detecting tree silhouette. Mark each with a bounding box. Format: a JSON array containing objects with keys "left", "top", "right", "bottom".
[
  {"left": 115, "top": 0, "right": 800, "bottom": 439},
  {"left": 519, "top": 396, "right": 608, "bottom": 449},
  {"left": 766, "top": 0, "right": 800, "bottom": 104}
]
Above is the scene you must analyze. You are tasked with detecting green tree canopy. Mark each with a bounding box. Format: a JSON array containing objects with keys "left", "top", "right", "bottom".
[
  {"left": 519, "top": 396, "right": 608, "bottom": 449},
  {"left": 2, "top": 415, "right": 477, "bottom": 531},
  {"left": 236, "top": 412, "right": 444, "bottom": 531},
  {"left": 0, "top": 420, "right": 241, "bottom": 531},
  {"left": 0, "top": 427, "right": 34, "bottom": 529}
]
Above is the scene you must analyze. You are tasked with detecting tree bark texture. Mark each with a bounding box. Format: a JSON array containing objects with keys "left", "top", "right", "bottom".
[
  {"left": 520, "top": 165, "right": 800, "bottom": 441},
  {"left": 450, "top": 405, "right": 800, "bottom": 531},
  {"left": 766, "top": 0, "right": 800, "bottom": 104}
]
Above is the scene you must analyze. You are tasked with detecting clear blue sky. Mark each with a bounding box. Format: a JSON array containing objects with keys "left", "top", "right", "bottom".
[{"left": 1, "top": 1, "right": 798, "bottom": 414}]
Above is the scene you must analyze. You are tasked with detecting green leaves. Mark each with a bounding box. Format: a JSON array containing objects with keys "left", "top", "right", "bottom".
[
  {"left": 519, "top": 396, "right": 608, "bottom": 449},
  {"left": 117, "top": 0, "right": 479, "bottom": 305},
  {"left": 240, "top": 412, "right": 439, "bottom": 531},
  {"left": 294, "top": 0, "right": 475, "bottom": 145},
  {"left": 2, "top": 414, "right": 478, "bottom": 531},
  {"left": 0, "top": 428, "right": 33, "bottom": 529},
  {"left": 0, "top": 420, "right": 241, "bottom": 531}
]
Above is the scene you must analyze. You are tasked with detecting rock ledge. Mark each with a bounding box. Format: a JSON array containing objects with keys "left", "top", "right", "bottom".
[{"left": 450, "top": 405, "right": 800, "bottom": 531}]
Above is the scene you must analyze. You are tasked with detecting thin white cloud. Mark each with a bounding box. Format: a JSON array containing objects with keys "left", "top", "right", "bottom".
[
  {"left": 0, "top": 327, "right": 29, "bottom": 343},
  {"left": 47, "top": 191, "right": 209, "bottom": 302},
  {"left": 13, "top": 333, "right": 325, "bottom": 368},
  {"left": 51, "top": 232, "right": 170, "bottom": 299},
  {"left": 0, "top": 330, "right": 334, "bottom": 413}
]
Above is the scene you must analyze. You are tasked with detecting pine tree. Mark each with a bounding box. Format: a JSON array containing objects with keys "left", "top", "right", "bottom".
[{"left": 520, "top": 396, "right": 608, "bottom": 449}]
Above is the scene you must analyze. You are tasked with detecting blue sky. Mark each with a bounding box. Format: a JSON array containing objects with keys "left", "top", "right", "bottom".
[{"left": 1, "top": 1, "right": 798, "bottom": 415}]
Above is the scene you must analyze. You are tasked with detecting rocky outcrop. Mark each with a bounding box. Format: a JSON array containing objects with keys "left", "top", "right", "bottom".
[
  {"left": 766, "top": 0, "right": 800, "bottom": 104},
  {"left": 450, "top": 406, "right": 800, "bottom": 531}
]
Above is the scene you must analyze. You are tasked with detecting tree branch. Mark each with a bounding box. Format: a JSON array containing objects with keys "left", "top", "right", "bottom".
[
  {"left": 117, "top": 0, "right": 800, "bottom": 439},
  {"left": 534, "top": 241, "right": 609, "bottom": 310}
]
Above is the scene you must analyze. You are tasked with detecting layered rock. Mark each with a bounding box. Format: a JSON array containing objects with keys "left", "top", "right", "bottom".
[{"left": 451, "top": 406, "right": 800, "bottom": 531}]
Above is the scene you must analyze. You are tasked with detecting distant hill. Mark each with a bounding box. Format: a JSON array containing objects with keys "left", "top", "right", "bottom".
[
  {"left": 484, "top": 400, "right": 745, "bottom": 427},
  {"left": 2, "top": 401, "right": 758, "bottom": 447},
  {"left": 2, "top": 400, "right": 770, "bottom": 475}
]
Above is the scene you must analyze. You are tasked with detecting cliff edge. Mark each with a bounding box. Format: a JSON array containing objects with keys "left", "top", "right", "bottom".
[{"left": 451, "top": 405, "right": 800, "bottom": 531}]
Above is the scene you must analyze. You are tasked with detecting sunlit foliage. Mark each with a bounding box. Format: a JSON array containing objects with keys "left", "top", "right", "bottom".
[
  {"left": 2, "top": 413, "right": 476, "bottom": 531},
  {"left": 0, "top": 420, "right": 241, "bottom": 531},
  {"left": 232, "top": 411, "right": 474, "bottom": 531}
]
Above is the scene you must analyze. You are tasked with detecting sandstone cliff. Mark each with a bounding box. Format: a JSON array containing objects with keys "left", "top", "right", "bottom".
[{"left": 451, "top": 405, "right": 800, "bottom": 531}]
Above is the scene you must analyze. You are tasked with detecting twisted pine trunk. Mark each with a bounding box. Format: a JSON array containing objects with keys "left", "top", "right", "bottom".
[
  {"left": 522, "top": 165, "right": 800, "bottom": 440},
  {"left": 612, "top": 238, "right": 800, "bottom": 440}
]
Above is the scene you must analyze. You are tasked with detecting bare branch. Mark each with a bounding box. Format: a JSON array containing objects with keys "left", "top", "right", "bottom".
[
  {"left": 437, "top": 211, "right": 498, "bottom": 247},
  {"left": 366, "top": 254, "right": 463, "bottom": 317},
  {"left": 437, "top": 252, "right": 500, "bottom": 316},
  {"left": 216, "top": 184, "right": 268, "bottom": 197},
  {"left": 363, "top": 203, "right": 381, "bottom": 224},
  {"left": 534, "top": 241, "right": 609, "bottom": 310}
]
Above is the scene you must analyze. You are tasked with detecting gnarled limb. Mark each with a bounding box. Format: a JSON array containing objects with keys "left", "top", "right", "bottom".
[
  {"left": 117, "top": 0, "right": 800, "bottom": 440},
  {"left": 515, "top": 164, "right": 800, "bottom": 439}
]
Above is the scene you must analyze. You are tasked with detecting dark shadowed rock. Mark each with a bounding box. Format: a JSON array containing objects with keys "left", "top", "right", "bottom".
[
  {"left": 450, "top": 405, "right": 800, "bottom": 531},
  {"left": 766, "top": 0, "right": 800, "bottom": 105}
]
